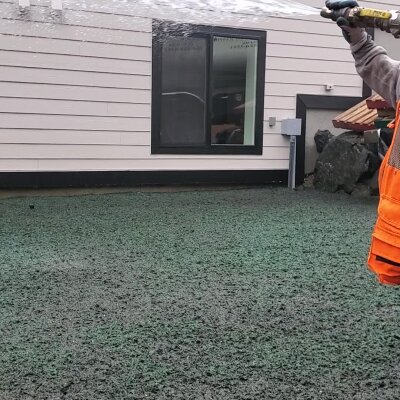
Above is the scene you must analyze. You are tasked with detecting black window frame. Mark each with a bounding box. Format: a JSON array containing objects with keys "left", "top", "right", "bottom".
[{"left": 151, "top": 21, "right": 266, "bottom": 155}]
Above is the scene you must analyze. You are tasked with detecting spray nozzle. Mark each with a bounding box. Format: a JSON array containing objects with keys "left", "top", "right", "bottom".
[{"left": 321, "top": 6, "right": 400, "bottom": 38}]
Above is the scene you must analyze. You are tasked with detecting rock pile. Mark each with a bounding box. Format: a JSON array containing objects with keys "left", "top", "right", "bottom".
[{"left": 313, "top": 129, "right": 385, "bottom": 195}]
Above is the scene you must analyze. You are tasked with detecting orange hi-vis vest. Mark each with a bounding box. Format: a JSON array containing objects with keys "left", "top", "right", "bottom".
[{"left": 369, "top": 101, "right": 400, "bottom": 285}]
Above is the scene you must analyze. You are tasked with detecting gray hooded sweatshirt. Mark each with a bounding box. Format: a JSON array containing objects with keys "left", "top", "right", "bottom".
[{"left": 351, "top": 31, "right": 400, "bottom": 108}]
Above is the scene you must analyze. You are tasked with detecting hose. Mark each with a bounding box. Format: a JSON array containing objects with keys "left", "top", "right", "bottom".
[{"left": 321, "top": 6, "right": 400, "bottom": 38}]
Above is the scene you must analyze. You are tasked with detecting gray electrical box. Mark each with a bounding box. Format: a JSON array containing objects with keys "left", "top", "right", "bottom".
[{"left": 281, "top": 118, "right": 302, "bottom": 136}]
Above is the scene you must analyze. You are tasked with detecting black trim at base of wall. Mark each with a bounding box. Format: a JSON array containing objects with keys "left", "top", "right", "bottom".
[{"left": 0, "top": 170, "right": 288, "bottom": 189}]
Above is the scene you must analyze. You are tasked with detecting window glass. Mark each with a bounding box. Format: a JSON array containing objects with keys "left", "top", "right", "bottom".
[
  {"left": 160, "top": 36, "right": 207, "bottom": 146},
  {"left": 152, "top": 24, "right": 265, "bottom": 154},
  {"left": 211, "top": 37, "right": 258, "bottom": 146}
]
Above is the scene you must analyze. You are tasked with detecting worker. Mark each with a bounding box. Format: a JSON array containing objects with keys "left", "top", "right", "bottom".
[{"left": 326, "top": 0, "right": 400, "bottom": 285}]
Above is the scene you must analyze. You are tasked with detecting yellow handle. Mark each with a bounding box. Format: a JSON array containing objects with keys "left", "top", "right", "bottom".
[{"left": 359, "top": 8, "right": 392, "bottom": 19}]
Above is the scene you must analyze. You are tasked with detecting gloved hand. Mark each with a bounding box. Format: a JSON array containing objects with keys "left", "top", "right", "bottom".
[{"left": 325, "top": 0, "right": 365, "bottom": 44}]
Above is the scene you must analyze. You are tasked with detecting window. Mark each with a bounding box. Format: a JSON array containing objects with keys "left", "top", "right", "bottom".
[{"left": 152, "top": 22, "right": 266, "bottom": 154}]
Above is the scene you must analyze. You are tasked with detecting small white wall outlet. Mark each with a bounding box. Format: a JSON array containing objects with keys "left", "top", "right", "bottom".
[
  {"left": 268, "top": 116, "right": 276, "bottom": 127},
  {"left": 325, "top": 84, "right": 334, "bottom": 91},
  {"left": 18, "top": 0, "right": 30, "bottom": 10},
  {"left": 51, "top": 0, "right": 62, "bottom": 10}
]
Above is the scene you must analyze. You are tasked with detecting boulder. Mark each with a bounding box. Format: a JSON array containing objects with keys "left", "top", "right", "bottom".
[
  {"left": 380, "top": 128, "right": 393, "bottom": 148},
  {"left": 339, "top": 131, "right": 381, "bottom": 178},
  {"left": 364, "top": 130, "right": 379, "bottom": 144},
  {"left": 314, "top": 136, "right": 370, "bottom": 194},
  {"left": 314, "top": 129, "right": 334, "bottom": 153},
  {"left": 368, "top": 169, "right": 380, "bottom": 196},
  {"left": 337, "top": 130, "right": 362, "bottom": 144},
  {"left": 366, "top": 151, "right": 380, "bottom": 178},
  {"left": 379, "top": 135, "right": 389, "bottom": 159},
  {"left": 352, "top": 182, "right": 371, "bottom": 197}
]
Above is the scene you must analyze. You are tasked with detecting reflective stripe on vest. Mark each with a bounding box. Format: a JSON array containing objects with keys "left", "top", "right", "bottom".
[{"left": 368, "top": 101, "right": 400, "bottom": 285}]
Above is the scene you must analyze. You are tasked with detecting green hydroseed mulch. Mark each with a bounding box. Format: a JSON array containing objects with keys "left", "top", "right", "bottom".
[{"left": 0, "top": 187, "right": 399, "bottom": 400}]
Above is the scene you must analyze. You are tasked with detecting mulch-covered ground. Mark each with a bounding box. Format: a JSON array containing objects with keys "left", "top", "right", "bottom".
[{"left": 1, "top": 187, "right": 399, "bottom": 400}]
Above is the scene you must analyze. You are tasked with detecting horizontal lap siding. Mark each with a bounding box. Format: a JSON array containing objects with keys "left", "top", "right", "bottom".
[
  {"left": 0, "top": 129, "right": 289, "bottom": 150},
  {"left": 0, "top": 159, "right": 289, "bottom": 172},
  {"left": 0, "top": 82, "right": 151, "bottom": 103},
  {"left": 0, "top": 0, "right": 368, "bottom": 172},
  {"left": 0, "top": 130, "right": 151, "bottom": 145},
  {"left": 0, "top": 50, "right": 151, "bottom": 75},
  {"left": 264, "top": 0, "right": 361, "bottom": 138},
  {"left": 0, "top": 144, "right": 289, "bottom": 160},
  {"left": 0, "top": 35, "right": 152, "bottom": 60},
  {"left": 0, "top": 1, "right": 156, "bottom": 172}
]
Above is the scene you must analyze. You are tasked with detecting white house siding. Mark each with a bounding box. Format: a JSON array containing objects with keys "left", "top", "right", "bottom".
[{"left": 0, "top": 0, "right": 393, "bottom": 173}]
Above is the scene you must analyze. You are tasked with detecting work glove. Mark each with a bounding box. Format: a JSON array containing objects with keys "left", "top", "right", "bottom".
[{"left": 325, "top": 0, "right": 365, "bottom": 44}]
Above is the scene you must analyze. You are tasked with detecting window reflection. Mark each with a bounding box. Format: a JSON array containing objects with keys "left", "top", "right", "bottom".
[
  {"left": 211, "top": 37, "right": 258, "bottom": 146},
  {"left": 161, "top": 37, "right": 207, "bottom": 146}
]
